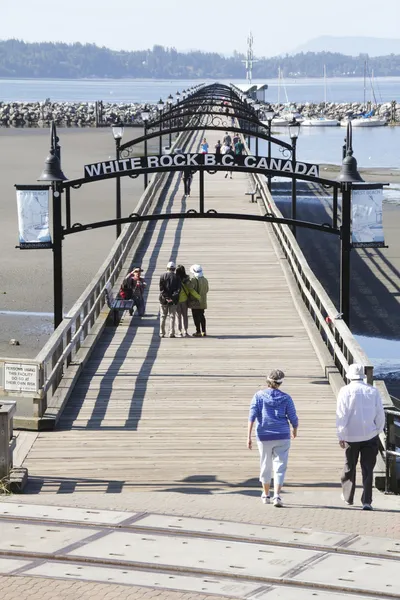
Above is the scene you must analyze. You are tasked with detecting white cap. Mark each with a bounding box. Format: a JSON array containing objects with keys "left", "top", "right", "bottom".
[
  {"left": 346, "top": 363, "right": 364, "bottom": 380},
  {"left": 167, "top": 261, "right": 175, "bottom": 269}
]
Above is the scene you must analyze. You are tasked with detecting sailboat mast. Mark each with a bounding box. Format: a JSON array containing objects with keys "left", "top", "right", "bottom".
[
  {"left": 363, "top": 60, "right": 367, "bottom": 111},
  {"left": 324, "top": 64, "right": 327, "bottom": 110},
  {"left": 278, "top": 67, "right": 281, "bottom": 105}
]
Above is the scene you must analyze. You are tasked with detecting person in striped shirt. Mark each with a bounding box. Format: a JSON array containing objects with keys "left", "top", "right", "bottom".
[{"left": 248, "top": 369, "right": 299, "bottom": 507}]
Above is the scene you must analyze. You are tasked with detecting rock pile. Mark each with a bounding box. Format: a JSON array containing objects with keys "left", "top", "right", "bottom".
[
  {"left": 262, "top": 102, "right": 400, "bottom": 122},
  {"left": 0, "top": 101, "right": 159, "bottom": 127},
  {"left": 0, "top": 100, "right": 399, "bottom": 127}
]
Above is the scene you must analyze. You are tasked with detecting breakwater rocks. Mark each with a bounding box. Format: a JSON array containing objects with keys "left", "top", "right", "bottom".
[
  {"left": 0, "top": 100, "right": 399, "bottom": 128},
  {"left": 264, "top": 101, "right": 399, "bottom": 122},
  {"left": 0, "top": 101, "right": 158, "bottom": 127}
]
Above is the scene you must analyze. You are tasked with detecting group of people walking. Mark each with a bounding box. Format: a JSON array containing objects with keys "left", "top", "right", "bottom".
[
  {"left": 159, "top": 262, "right": 209, "bottom": 338},
  {"left": 248, "top": 363, "right": 385, "bottom": 510}
]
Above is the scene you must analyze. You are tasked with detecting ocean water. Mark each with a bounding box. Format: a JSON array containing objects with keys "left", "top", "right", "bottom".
[
  {"left": 253, "top": 124, "right": 400, "bottom": 170},
  {"left": 0, "top": 76, "right": 400, "bottom": 104}
]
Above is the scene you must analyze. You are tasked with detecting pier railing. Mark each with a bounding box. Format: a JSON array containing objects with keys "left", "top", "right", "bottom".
[
  {"left": 0, "top": 126, "right": 194, "bottom": 429},
  {"left": 0, "top": 401, "right": 16, "bottom": 482},
  {"left": 248, "top": 166, "right": 374, "bottom": 386}
]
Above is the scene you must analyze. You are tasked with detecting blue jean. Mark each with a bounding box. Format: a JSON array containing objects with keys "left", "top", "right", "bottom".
[
  {"left": 257, "top": 439, "right": 291, "bottom": 485},
  {"left": 133, "top": 296, "right": 145, "bottom": 316}
]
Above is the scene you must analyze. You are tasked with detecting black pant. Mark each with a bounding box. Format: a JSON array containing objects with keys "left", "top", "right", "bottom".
[
  {"left": 184, "top": 176, "right": 192, "bottom": 195},
  {"left": 341, "top": 436, "right": 379, "bottom": 505},
  {"left": 192, "top": 308, "right": 206, "bottom": 333}
]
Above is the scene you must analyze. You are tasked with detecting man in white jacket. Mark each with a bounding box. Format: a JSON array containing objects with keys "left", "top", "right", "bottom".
[{"left": 336, "top": 363, "right": 385, "bottom": 510}]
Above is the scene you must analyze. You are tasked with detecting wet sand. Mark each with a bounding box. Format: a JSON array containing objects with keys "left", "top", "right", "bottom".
[{"left": 0, "top": 127, "right": 159, "bottom": 357}]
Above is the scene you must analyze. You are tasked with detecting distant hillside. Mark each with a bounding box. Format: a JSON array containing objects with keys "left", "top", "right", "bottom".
[
  {"left": 0, "top": 39, "right": 400, "bottom": 79},
  {"left": 293, "top": 36, "right": 400, "bottom": 57}
]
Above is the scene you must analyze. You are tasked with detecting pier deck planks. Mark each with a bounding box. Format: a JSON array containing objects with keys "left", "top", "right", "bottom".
[{"left": 23, "top": 130, "right": 342, "bottom": 493}]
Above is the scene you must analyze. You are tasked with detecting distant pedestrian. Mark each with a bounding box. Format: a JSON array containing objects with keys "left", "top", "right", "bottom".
[
  {"left": 223, "top": 144, "right": 234, "bottom": 179},
  {"left": 122, "top": 267, "right": 146, "bottom": 316},
  {"left": 201, "top": 138, "right": 209, "bottom": 153},
  {"left": 159, "top": 261, "right": 181, "bottom": 338},
  {"left": 215, "top": 140, "right": 222, "bottom": 155},
  {"left": 189, "top": 264, "right": 209, "bottom": 337},
  {"left": 248, "top": 369, "right": 298, "bottom": 507},
  {"left": 176, "top": 265, "right": 201, "bottom": 337},
  {"left": 182, "top": 167, "right": 193, "bottom": 197},
  {"left": 234, "top": 138, "right": 244, "bottom": 156},
  {"left": 336, "top": 363, "right": 385, "bottom": 510},
  {"left": 223, "top": 132, "right": 232, "bottom": 146},
  {"left": 232, "top": 134, "right": 239, "bottom": 146}
]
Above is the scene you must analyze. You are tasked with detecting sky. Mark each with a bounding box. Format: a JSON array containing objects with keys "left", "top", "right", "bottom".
[{"left": 1, "top": 0, "right": 399, "bottom": 56}]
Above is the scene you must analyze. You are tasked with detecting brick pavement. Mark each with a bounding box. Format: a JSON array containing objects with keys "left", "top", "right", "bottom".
[
  {"left": 2, "top": 487, "right": 399, "bottom": 538},
  {"left": 0, "top": 575, "right": 229, "bottom": 600}
]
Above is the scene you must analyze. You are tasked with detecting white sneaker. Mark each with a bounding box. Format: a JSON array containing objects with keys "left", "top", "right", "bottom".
[
  {"left": 273, "top": 496, "right": 283, "bottom": 507},
  {"left": 261, "top": 493, "right": 270, "bottom": 504}
]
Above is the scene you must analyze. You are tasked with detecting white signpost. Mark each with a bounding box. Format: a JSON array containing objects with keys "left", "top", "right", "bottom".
[{"left": 4, "top": 363, "right": 39, "bottom": 393}]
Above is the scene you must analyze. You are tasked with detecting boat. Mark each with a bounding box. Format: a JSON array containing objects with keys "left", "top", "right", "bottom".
[
  {"left": 340, "top": 63, "right": 387, "bottom": 127},
  {"left": 267, "top": 68, "right": 304, "bottom": 127},
  {"left": 349, "top": 113, "right": 387, "bottom": 127},
  {"left": 302, "top": 116, "right": 339, "bottom": 127},
  {"left": 301, "top": 66, "right": 339, "bottom": 127}
]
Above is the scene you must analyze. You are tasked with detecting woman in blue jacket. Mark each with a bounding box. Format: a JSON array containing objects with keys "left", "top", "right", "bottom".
[{"left": 248, "top": 369, "right": 299, "bottom": 507}]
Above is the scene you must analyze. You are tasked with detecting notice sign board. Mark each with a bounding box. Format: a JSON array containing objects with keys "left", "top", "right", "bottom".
[{"left": 4, "top": 363, "right": 39, "bottom": 393}]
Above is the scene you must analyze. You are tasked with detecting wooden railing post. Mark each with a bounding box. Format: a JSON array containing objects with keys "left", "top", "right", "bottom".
[{"left": 0, "top": 402, "right": 16, "bottom": 481}]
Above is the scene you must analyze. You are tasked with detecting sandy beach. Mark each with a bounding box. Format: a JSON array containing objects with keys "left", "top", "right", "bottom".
[{"left": 0, "top": 127, "right": 159, "bottom": 357}]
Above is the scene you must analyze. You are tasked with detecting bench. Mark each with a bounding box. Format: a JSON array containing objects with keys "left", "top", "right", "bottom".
[
  {"left": 105, "top": 282, "right": 134, "bottom": 325},
  {"left": 245, "top": 187, "right": 260, "bottom": 203}
]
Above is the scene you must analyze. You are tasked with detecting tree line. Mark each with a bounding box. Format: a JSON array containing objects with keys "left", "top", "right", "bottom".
[{"left": 0, "top": 39, "right": 400, "bottom": 79}]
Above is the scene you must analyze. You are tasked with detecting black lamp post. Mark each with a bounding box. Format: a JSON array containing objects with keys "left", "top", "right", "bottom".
[
  {"left": 38, "top": 121, "right": 67, "bottom": 330},
  {"left": 167, "top": 94, "right": 173, "bottom": 148},
  {"left": 338, "top": 121, "right": 363, "bottom": 326},
  {"left": 175, "top": 91, "right": 181, "bottom": 104},
  {"left": 112, "top": 124, "right": 124, "bottom": 238},
  {"left": 141, "top": 106, "right": 150, "bottom": 189},
  {"left": 157, "top": 98, "right": 164, "bottom": 155},
  {"left": 253, "top": 102, "right": 261, "bottom": 156},
  {"left": 289, "top": 118, "right": 301, "bottom": 238},
  {"left": 265, "top": 107, "right": 275, "bottom": 190}
]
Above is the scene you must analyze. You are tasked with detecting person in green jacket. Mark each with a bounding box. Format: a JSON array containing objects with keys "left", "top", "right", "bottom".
[
  {"left": 190, "top": 264, "right": 209, "bottom": 337},
  {"left": 176, "top": 265, "right": 200, "bottom": 337}
]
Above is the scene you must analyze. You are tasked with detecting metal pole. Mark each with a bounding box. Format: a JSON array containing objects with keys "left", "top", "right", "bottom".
[
  {"left": 116, "top": 138, "right": 121, "bottom": 238},
  {"left": 332, "top": 186, "right": 338, "bottom": 229},
  {"left": 199, "top": 170, "right": 204, "bottom": 213},
  {"left": 291, "top": 137, "right": 297, "bottom": 239},
  {"left": 144, "top": 121, "right": 148, "bottom": 189},
  {"left": 159, "top": 110, "right": 162, "bottom": 155},
  {"left": 52, "top": 182, "right": 63, "bottom": 329},
  {"left": 169, "top": 106, "right": 172, "bottom": 148},
  {"left": 267, "top": 121, "right": 272, "bottom": 190},
  {"left": 340, "top": 183, "right": 352, "bottom": 326}
]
